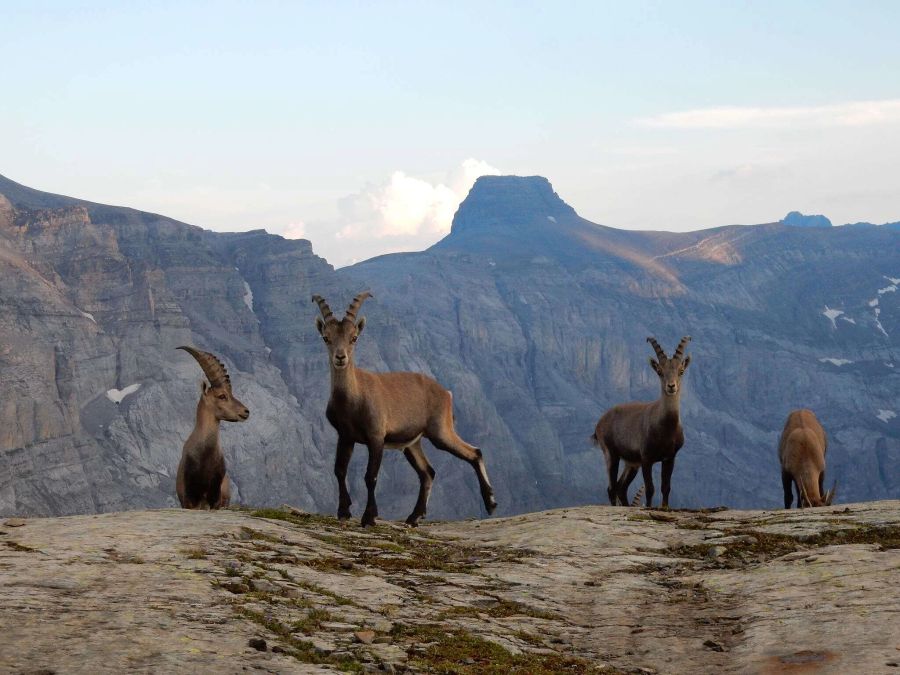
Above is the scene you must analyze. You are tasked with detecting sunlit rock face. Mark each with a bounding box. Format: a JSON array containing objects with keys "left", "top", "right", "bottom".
[{"left": 0, "top": 173, "right": 897, "bottom": 517}]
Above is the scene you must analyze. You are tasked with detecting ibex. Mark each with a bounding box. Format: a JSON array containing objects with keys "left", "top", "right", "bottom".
[
  {"left": 778, "top": 409, "right": 836, "bottom": 508},
  {"left": 592, "top": 336, "right": 692, "bottom": 508},
  {"left": 312, "top": 291, "right": 497, "bottom": 527},
  {"left": 175, "top": 346, "right": 250, "bottom": 509}
]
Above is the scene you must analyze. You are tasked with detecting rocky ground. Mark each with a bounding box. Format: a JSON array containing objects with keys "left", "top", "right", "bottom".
[{"left": 1, "top": 501, "right": 898, "bottom": 674}]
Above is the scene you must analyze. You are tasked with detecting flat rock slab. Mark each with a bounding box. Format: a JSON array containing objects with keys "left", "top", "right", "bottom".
[{"left": 0, "top": 503, "right": 897, "bottom": 673}]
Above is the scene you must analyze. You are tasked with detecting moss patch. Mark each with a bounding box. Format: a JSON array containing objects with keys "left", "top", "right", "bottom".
[
  {"left": 234, "top": 606, "right": 363, "bottom": 672},
  {"left": 667, "top": 524, "right": 900, "bottom": 563},
  {"left": 392, "top": 623, "right": 618, "bottom": 674}
]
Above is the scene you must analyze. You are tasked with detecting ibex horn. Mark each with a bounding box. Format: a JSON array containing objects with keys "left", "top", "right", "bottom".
[
  {"left": 647, "top": 337, "right": 667, "bottom": 362},
  {"left": 797, "top": 477, "right": 810, "bottom": 508},
  {"left": 311, "top": 295, "right": 336, "bottom": 323},
  {"left": 630, "top": 484, "right": 646, "bottom": 507},
  {"left": 674, "top": 336, "right": 692, "bottom": 360},
  {"left": 345, "top": 290, "right": 373, "bottom": 322},
  {"left": 825, "top": 479, "right": 838, "bottom": 506},
  {"left": 177, "top": 346, "right": 232, "bottom": 390}
]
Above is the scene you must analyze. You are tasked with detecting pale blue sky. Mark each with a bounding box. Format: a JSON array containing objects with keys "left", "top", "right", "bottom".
[{"left": 3, "top": 1, "right": 900, "bottom": 265}]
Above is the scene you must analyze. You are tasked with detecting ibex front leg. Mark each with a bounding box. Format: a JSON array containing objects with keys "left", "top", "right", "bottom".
[
  {"left": 334, "top": 438, "right": 354, "bottom": 520},
  {"left": 641, "top": 461, "right": 655, "bottom": 508},
  {"left": 361, "top": 438, "right": 384, "bottom": 527},
  {"left": 660, "top": 458, "right": 674, "bottom": 509}
]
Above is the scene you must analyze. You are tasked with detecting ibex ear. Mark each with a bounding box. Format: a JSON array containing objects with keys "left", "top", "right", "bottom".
[
  {"left": 356, "top": 316, "right": 366, "bottom": 335},
  {"left": 649, "top": 358, "right": 661, "bottom": 374},
  {"left": 682, "top": 355, "right": 691, "bottom": 370},
  {"left": 315, "top": 316, "right": 326, "bottom": 335},
  {"left": 200, "top": 380, "right": 210, "bottom": 395}
]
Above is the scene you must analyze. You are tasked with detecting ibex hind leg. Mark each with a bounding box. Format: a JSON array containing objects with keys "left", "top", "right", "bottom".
[
  {"left": 616, "top": 465, "right": 639, "bottom": 506},
  {"left": 782, "top": 470, "right": 794, "bottom": 509},
  {"left": 601, "top": 446, "right": 620, "bottom": 506},
  {"left": 428, "top": 429, "right": 497, "bottom": 515},
  {"left": 402, "top": 440, "right": 435, "bottom": 527}
]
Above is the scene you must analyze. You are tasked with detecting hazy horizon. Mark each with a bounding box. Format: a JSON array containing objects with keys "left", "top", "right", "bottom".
[{"left": 3, "top": 1, "right": 899, "bottom": 266}]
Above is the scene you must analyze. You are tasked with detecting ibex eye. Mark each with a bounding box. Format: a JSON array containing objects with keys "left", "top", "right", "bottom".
[
  {"left": 351, "top": 336, "right": 358, "bottom": 343},
  {"left": 323, "top": 337, "right": 330, "bottom": 344},
  {"left": 218, "top": 394, "right": 227, "bottom": 400}
]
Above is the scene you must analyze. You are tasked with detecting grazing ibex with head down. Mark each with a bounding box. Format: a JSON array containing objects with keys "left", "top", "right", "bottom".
[
  {"left": 175, "top": 346, "right": 250, "bottom": 509},
  {"left": 313, "top": 291, "right": 497, "bottom": 527},
  {"left": 592, "top": 336, "right": 692, "bottom": 508},
  {"left": 778, "top": 409, "right": 836, "bottom": 508}
]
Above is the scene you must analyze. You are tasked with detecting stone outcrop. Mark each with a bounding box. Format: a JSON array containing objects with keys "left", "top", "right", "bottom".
[{"left": 1, "top": 501, "right": 898, "bottom": 673}]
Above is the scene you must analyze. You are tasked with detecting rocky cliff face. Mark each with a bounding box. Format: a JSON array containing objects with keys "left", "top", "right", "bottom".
[{"left": 0, "top": 174, "right": 897, "bottom": 518}]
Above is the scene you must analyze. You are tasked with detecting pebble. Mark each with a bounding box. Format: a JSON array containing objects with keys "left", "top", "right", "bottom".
[
  {"left": 248, "top": 638, "right": 267, "bottom": 651},
  {"left": 706, "top": 546, "right": 728, "bottom": 559},
  {"left": 354, "top": 630, "right": 376, "bottom": 644},
  {"left": 3, "top": 518, "right": 26, "bottom": 527},
  {"left": 249, "top": 579, "right": 277, "bottom": 593}
]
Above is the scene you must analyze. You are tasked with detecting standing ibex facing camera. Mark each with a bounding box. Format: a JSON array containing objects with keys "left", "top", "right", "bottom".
[
  {"left": 592, "top": 336, "right": 692, "bottom": 508},
  {"left": 312, "top": 291, "right": 497, "bottom": 527}
]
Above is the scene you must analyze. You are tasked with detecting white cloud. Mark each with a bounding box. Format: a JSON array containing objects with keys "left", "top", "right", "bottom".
[
  {"left": 309, "top": 158, "right": 501, "bottom": 266},
  {"left": 279, "top": 221, "right": 307, "bottom": 239},
  {"left": 636, "top": 99, "right": 900, "bottom": 129}
]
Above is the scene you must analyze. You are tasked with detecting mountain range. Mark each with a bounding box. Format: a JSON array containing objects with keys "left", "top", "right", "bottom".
[{"left": 0, "top": 173, "right": 897, "bottom": 518}]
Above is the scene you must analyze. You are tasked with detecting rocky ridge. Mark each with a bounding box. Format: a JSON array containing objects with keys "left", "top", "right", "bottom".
[
  {"left": 0, "top": 173, "right": 897, "bottom": 519},
  {"left": 1, "top": 501, "right": 898, "bottom": 673}
]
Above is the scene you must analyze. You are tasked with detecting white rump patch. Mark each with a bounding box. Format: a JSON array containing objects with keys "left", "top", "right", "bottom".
[
  {"left": 107, "top": 383, "right": 141, "bottom": 404},
  {"left": 822, "top": 306, "right": 844, "bottom": 328},
  {"left": 242, "top": 281, "right": 254, "bottom": 311},
  {"left": 819, "top": 357, "right": 852, "bottom": 366},
  {"left": 876, "top": 409, "right": 896, "bottom": 423}
]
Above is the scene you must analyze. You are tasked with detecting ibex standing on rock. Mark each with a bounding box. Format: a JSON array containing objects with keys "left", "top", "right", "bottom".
[
  {"left": 779, "top": 409, "right": 836, "bottom": 508},
  {"left": 313, "top": 291, "right": 497, "bottom": 527},
  {"left": 592, "top": 336, "right": 692, "bottom": 508},
  {"left": 176, "top": 346, "right": 250, "bottom": 509}
]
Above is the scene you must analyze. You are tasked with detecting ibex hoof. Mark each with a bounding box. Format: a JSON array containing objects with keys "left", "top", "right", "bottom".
[
  {"left": 337, "top": 510, "right": 352, "bottom": 521},
  {"left": 361, "top": 513, "right": 378, "bottom": 528},
  {"left": 405, "top": 515, "right": 421, "bottom": 528},
  {"left": 486, "top": 497, "right": 498, "bottom": 515}
]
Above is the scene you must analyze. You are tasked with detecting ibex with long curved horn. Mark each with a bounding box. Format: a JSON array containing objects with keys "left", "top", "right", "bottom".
[
  {"left": 313, "top": 292, "right": 497, "bottom": 527},
  {"left": 592, "top": 336, "right": 692, "bottom": 508},
  {"left": 175, "top": 346, "right": 249, "bottom": 509},
  {"left": 778, "top": 409, "right": 836, "bottom": 508}
]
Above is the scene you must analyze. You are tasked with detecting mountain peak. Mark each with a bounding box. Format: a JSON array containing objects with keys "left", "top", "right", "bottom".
[
  {"left": 448, "top": 175, "right": 577, "bottom": 237},
  {"left": 782, "top": 211, "right": 833, "bottom": 228}
]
